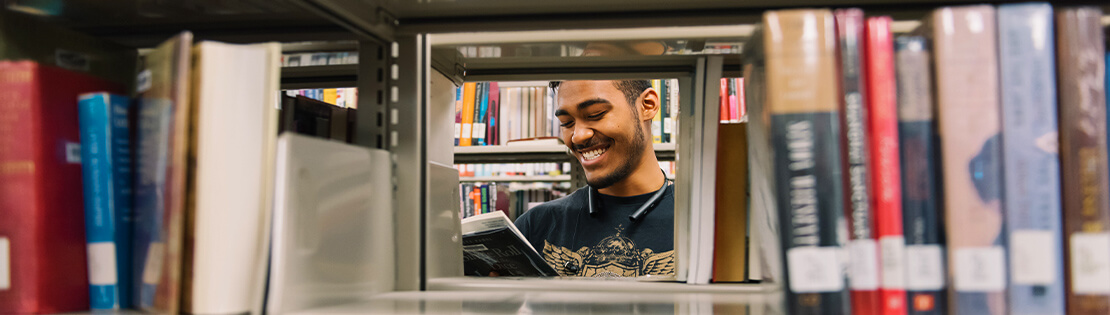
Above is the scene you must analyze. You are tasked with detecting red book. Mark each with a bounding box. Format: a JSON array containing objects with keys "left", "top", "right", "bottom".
[
  {"left": 719, "top": 78, "right": 728, "bottom": 123},
  {"left": 835, "top": 8, "right": 881, "bottom": 315},
  {"left": 737, "top": 78, "right": 747, "bottom": 119},
  {"left": 728, "top": 78, "right": 740, "bottom": 122},
  {"left": 864, "top": 17, "right": 908, "bottom": 315},
  {"left": 0, "top": 61, "right": 125, "bottom": 314}
]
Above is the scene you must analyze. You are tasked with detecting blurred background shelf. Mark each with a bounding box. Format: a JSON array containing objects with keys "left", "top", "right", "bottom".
[
  {"left": 460, "top": 175, "right": 571, "bottom": 182},
  {"left": 454, "top": 143, "right": 675, "bottom": 163}
]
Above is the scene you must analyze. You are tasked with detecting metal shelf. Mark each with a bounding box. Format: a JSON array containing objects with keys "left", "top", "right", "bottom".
[
  {"left": 460, "top": 175, "right": 571, "bottom": 182},
  {"left": 280, "top": 64, "right": 358, "bottom": 89},
  {"left": 454, "top": 143, "right": 675, "bottom": 163},
  {"left": 427, "top": 277, "right": 769, "bottom": 294}
]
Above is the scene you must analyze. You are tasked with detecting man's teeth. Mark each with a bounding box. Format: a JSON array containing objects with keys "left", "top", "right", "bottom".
[{"left": 582, "top": 148, "right": 607, "bottom": 160}]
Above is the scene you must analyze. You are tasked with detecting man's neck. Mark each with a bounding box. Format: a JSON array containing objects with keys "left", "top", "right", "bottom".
[{"left": 597, "top": 152, "right": 664, "bottom": 197}]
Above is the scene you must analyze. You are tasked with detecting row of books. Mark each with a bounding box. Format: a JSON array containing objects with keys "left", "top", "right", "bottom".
[
  {"left": 284, "top": 87, "right": 358, "bottom": 108},
  {"left": 455, "top": 41, "right": 745, "bottom": 58},
  {"left": 455, "top": 162, "right": 570, "bottom": 178},
  {"left": 0, "top": 27, "right": 390, "bottom": 314},
  {"left": 459, "top": 183, "right": 567, "bottom": 221},
  {"left": 279, "top": 94, "right": 358, "bottom": 144},
  {"left": 718, "top": 77, "right": 746, "bottom": 124},
  {"left": 740, "top": 4, "right": 1110, "bottom": 315},
  {"left": 453, "top": 79, "right": 681, "bottom": 146},
  {"left": 281, "top": 51, "right": 358, "bottom": 67},
  {"left": 456, "top": 45, "right": 585, "bottom": 58}
]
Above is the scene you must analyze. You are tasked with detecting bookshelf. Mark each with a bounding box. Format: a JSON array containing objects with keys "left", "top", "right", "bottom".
[
  {"left": 454, "top": 143, "right": 675, "bottom": 163},
  {"left": 12, "top": 0, "right": 1110, "bottom": 314}
]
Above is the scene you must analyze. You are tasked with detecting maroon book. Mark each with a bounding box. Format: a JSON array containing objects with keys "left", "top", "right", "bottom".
[{"left": 0, "top": 61, "right": 125, "bottom": 313}]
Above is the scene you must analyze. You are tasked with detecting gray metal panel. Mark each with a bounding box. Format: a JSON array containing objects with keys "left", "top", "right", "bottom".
[
  {"left": 355, "top": 40, "right": 389, "bottom": 149},
  {"left": 391, "top": 35, "right": 425, "bottom": 291},
  {"left": 425, "top": 162, "right": 464, "bottom": 279}
]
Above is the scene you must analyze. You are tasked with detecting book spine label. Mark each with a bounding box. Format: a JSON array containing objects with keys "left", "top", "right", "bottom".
[
  {"left": 864, "top": 16, "right": 908, "bottom": 315},
  {"left": 78, "top": 93, "right": 134, "bottom": 309},
  {"left": 896, "top": 35, "right": 946, "bottom": 315},
  {"left": 1056, "top": 7, "right": 1110, "bottom": 314},
  {"left": 0, "top": 62, "right": 41, "bottom": 314},
  {"left": 931, "top": 6, "right": 1007, "bottom": 314},
  {"left": 997, "top": 4, "right": 1066, "bottom": 315},
  {"left": 834, "top": 9, "right": 881, "bottom": 315}
]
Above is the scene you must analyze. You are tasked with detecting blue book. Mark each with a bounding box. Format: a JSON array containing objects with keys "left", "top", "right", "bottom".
[
  {"left": 77, "top": 93, "right": 134, "bottom": 310},
  {"left": 997, "top": 4, "right": 1065, "bottom": 315},
  {"left": 475, "top": 82, "right": 489, "bottom": 146}
]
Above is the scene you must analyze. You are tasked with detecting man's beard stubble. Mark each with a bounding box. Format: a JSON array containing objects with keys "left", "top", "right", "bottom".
[{"left": 586, "top": 122, "right": 648, "bottom": 190}]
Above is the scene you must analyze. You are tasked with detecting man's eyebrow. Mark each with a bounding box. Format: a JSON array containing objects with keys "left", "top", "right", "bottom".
[{"left": 555, "top": 98, "right": 610, "bottom": 117}]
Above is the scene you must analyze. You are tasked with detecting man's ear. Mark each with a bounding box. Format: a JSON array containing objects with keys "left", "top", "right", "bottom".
[{"left": 638, "top": 88, "right": 661, "bottom": 122}]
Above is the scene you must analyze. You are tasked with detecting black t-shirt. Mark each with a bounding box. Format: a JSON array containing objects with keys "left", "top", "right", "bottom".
[{"left": 514, "top": 185, "right": 674, "bottom": 277}]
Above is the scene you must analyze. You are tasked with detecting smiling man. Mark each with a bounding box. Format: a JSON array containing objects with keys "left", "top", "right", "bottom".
[{"left": 514, "top": 80, "right": 674, "bottom": 278}]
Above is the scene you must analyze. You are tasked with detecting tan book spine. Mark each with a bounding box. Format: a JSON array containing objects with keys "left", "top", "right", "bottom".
[{"left": 928, "top": 5, "right": 1006, "bottom": 315}]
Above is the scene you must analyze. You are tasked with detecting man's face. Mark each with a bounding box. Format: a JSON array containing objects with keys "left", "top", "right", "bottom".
[{"left": 555, "top": 81, "right": 649, "bottom": 189}]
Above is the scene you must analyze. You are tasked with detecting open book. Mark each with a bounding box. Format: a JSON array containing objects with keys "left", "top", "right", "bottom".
[{"left": 461, "top": 211, "right": 559, "bottom": 277}]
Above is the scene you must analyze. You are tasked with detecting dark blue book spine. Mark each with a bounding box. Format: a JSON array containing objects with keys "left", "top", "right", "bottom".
[
  {"left": 132, "top": 97, "right": 172, "bottom": 308},
  {"left": 997, "top": 4, "right": 1066, "bottom": 315},
  {"left": 895, "top": 35, "right": 947, "bottom": 315},
  {"left": 78, "top": 93, "right": 134, "bottom": 310}
]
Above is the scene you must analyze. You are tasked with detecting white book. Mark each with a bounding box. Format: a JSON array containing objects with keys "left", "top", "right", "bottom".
[
  {"left": 267, "top": 134, "right": 395, "bottom": 313},
  {"left": 186, "top": 41, "right": 280, "bottom": 315}
]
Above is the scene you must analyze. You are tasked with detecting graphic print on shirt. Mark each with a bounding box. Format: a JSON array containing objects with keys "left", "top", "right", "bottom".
[{"left": 542, "top": 225, "right": 675, "bottom": 277}]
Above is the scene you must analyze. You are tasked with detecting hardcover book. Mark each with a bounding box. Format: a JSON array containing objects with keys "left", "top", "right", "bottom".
[
  {"left": 864, "top": 16, "right": 908, "bottom": 315},
  {"left": 997, "top": 3, "right": 1066, "bottom": 315},
  {"left": 763, "top": 9, "right": 851, "bottom": 314},
  {"left": 0, "top": 61, "right": 124, "bottom": 314},
  {"left": 132, "top": 32, "right": 192, "bottom": 314},
  {"left": 78, "top": 93, "right": 134, "bottom": 310},
  {"left": 182, "top": 41, "right": 281, "bottom": 315},
  {"left": 711, "top": 123, "right": 750, "bottom": 282},
  {"left": 1056, "top": 6, "right": 1110, "bottom": 315},
  {"left": 834, "top": 9, "right": 880, "bottom": 315},
  {"left": 895, "top": 35, "right": 947, "bottom": 315},
  {"left": 925, "top": 6, "right": 1007, "bottom": 314}
]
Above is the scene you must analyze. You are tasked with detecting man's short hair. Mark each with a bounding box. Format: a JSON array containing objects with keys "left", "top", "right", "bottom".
[{"left": 549, "top": 80, "right": 653, "bottom": 109}]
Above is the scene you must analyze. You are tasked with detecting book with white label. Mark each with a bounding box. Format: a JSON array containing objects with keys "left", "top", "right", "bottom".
[
  {"left": 895, "top": 34, "right": 947, "bottom": 315},
  {"left": 763, "top": 9, "right": 851, "bottom": 314},
  {"left": 997, "top": 3, "right": 1066, "bottom": 315},
  {"left": 181, "top": 41, "right": 281, "bottom": 315},
  {"left": 1056, "top": 6, "right": 1110, "bottom": 315},
  {"left": 78, "top": 93, "right": 134, "bottom": 310},
  {"left": 461, "top": 211, "right": 559, "bottom": 277},
  {"left": 923, "top": 5, "right": 1008, "bottom": 314}
]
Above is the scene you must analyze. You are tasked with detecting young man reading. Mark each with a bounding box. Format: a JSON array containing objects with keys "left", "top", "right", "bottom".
[{"left": 514, "top": 80, "right": 674, "bottom": 278}]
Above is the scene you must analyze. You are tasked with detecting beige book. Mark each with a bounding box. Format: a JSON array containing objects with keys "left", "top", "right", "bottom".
[{"left": 182, "top": 41, "right": 281, "bottom": 315}]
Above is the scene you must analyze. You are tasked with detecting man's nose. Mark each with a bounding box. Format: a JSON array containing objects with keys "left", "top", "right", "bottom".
[{"left": 571, "top": 124, "right": 594, "bottom": 146}]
